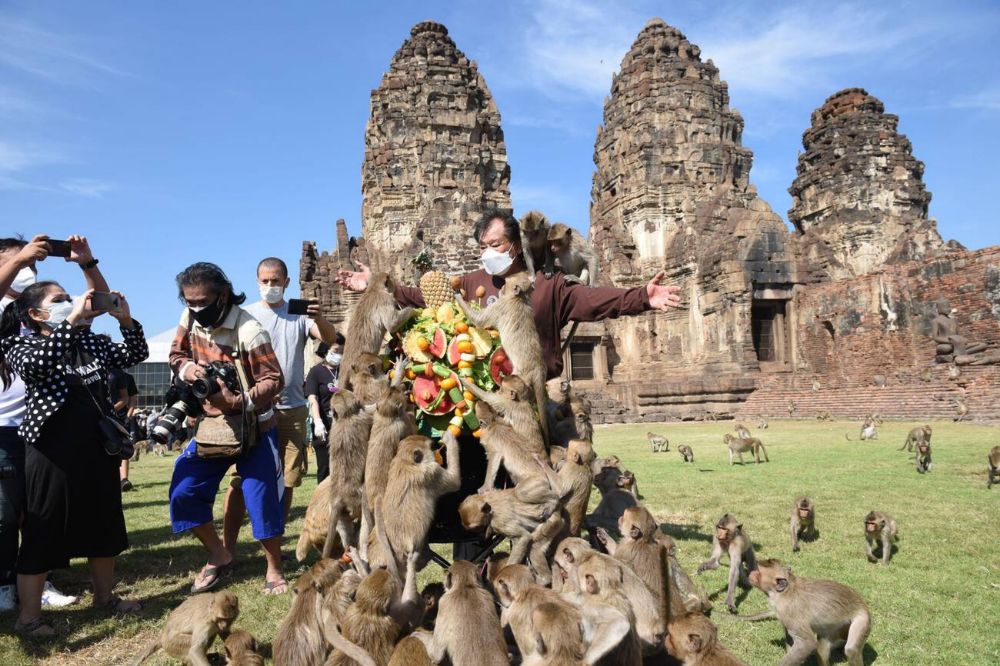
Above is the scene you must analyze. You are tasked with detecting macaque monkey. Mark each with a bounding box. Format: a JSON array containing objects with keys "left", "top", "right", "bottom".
[
  {"left": 748, "top": 559, "right": 870, "bottom": 666},
  {"left": 899, "top": 425, "right": 931, "bottom": 452},
  {"left": 427, "top": 560, "right": 509, "bottom": 666},
  {"left": 377, "top": 432, "right": 461, "bottom": 571},
  {"left": 618, "top": 469, "right": 640, "bottom": 499},
  {"left": 697, "top": 514, "right": 758, "bottom": 614},
  {"left": 466, "top": 375, "right": 545, "bottom": 451},
  {"left": 327, "top": 569, "right": 400, "bottom": 666},
  {"left": 584, "top": 465, "right": 637, "bottom": 536},
  {"left": 546, "top": 223, "right": 597, "bottom": 286},
  {"left": 863, "top": 511, "right": 898, "bottom": 565},
  {"left": 472, "top": 400, "right": 547, "bottom": 492},
  {"left": 816, "top": 411, "right": 832, "bottom": 421},
  {"left": 546, "top": 378, "right": 593, "bottom": 449},
  {"left": 846, "top": 416, "right": 878, "bottom": 441},
  {"left": 274, "top": 559, "right": 345, "bottom": 666},
  {"left": 659, "top": 535, "right": 713, "bottom": 614},
  {"left": 954, "top": 398, "right": 969, "bottom": 421},
  {"left": 666, "top": 612, "right": 747, "bottom": 666},
  {"left": 525, "top": 601, "right": 634, "bottom": 666},
  {"left": 388, "top": 634, "right": 434, "bottom": 666},
  {"left": 988, "top": 445, "right": 1000, "bottom": 489},
  {"left": 455, "top": 273, "right": 550, "bottom": 445},
  {"left": 345, "top": 352, "right": 390, "bottom": 406},
  {"left": 576, "top": 555, "right": 646, "bottom": 664},
  {"left": 337, "top": 272, "right": 413, "bottom": 391},
  {"left": 733, "top": 424, "right": 751, "bottom": 440},
  {"left": 132, "top": 591, "right": 240, "bottom": 666},
  {"left": 647, "top": 431, "right": 669, "bottom": 453},
  {"left": 297, "top": 478, "right": 343, "bottom": 562},
  {"left": 915, "top": 442, "right": 933, "bottom": 474},
  {"left": 787, "top": 400, "right": 796, "bottom": 417},
  {"left": 789, "top": 497, "right": 817, "bottom": 553},
  {"left": 323, "top": 390, "right": 374, "bottom": 558},
  {"left": 224, "top": 630, "right": 264, "bottom": 666},
  {"left": 495, "top": 563, "right": 575, "bottom": 657},
  {"left": 756, "top": 416, "right": 768, "bottom": 429},
  {"left": 678, "top": 445, "right": 695, "bottom": 463},
  {"left": 722, "top": 433, "right": 769, "bottom": 465},
  {"left": 555, "top": 439, "right": 595, "bottom": 536},
  {"left": 520, "top": 210, "right": 553, "bottom": 280}
]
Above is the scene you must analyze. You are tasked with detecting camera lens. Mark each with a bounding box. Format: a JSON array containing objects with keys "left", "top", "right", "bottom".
[{"left": 191, "top": 377, "right": 219, "bottom": 400}]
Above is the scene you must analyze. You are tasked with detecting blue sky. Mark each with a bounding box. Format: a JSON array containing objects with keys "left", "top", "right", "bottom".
[{"left": 2, "top": 1, "right": 998, "bottom": 336}]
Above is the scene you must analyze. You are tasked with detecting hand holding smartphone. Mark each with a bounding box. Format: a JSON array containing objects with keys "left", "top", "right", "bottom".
[
  {"left": 90, "top": 292, "right": 122, "bottom": 312},
  {"left": 46, "top": 239, "right": 72, "bottom": 258},
  {"left": 288, "top": 298, "right": 318, "bottom": 316}
]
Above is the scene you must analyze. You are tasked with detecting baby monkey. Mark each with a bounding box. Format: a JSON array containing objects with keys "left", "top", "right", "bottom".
[
  {"left": 789, "top": 497, "right": 817, "bottom": 553},
  {"left": 132, "top": 591, "right": 239, "bottom": 666},
  {"left": 666, "top": 612, "right": 747, "bottom": 666},
  {"left": 697, "top": 514, "right": 757, "bottom": 614},
  {"left": 863, "top": 511, "right": 898, "bottom": 565}
]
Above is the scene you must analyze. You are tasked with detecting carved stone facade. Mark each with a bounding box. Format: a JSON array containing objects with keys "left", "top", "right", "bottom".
[
  {"left": 789, "top": 88, "right": 944, "bottom": 280},
  {"left": 361, "top": 21, "right": 511, "bottom": 283}
]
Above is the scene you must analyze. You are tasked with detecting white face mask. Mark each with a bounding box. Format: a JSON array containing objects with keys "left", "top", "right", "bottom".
[
  {"left": 10, "top": 266, "right": 36, "bottom": 295},
  {"left": 259, "top": 284, "right": 284, "bottom": 304},
  {"left": 326, "top": 352, "right": 342, "bottom": 366},
  {"left": 42, "top": 300, "right": 73, "bottom": 328},
  {"left": 481, "top": 246, "right": 515, "bottom": 276}
]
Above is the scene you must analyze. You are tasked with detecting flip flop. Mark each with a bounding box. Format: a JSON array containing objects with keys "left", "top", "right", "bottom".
[
  {"left": 190, "top": 562, "right": 232, "bottom": 594},
  {"left": 14, "top": 617, "right": 56, "bottom": 637},
  {"left": 262, "top": 578, "right": 288, "bottom": 595}
]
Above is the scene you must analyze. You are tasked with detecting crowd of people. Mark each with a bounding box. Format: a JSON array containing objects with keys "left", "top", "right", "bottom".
[{"left": 0, "top": 210, "right": 682, "bottom": 638}]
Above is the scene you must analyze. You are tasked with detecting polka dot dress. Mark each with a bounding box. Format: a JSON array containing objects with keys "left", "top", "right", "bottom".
[{"left": 0, "top": 321, "right": 149, "bottom": 444}]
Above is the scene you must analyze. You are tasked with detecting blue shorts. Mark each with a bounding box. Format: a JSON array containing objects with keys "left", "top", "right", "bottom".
[{"left": 168, "top": 427, "right": 285, "bottom": 541}]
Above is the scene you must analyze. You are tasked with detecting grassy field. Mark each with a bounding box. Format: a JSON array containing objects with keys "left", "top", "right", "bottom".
[{"left": 0, "top": 420, "right": 997, "bottom": 664}]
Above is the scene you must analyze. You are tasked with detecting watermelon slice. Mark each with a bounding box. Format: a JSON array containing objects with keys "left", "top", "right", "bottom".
[
  {"left": 447, "top": 337, "right": 462, "bottom": 366},
  {"left": 412, "top": 375, "right": 453, "bottom": 415},
  {"left": 428, "top": 328, "right": 447, "bottom": 359},
  {"left": 490, "top": 348, "right": 513, "bottom": 384}
]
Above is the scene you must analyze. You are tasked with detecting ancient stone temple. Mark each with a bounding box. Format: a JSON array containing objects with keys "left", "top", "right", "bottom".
[
  {"left": 361, "top": 20, "right": 511, "bottom": 282},
  {"left": 789, "top": 88, "right": 945, "bottom": 280},
  {"left": 582, "top": 18, "right": 799, "bottom": 419}
]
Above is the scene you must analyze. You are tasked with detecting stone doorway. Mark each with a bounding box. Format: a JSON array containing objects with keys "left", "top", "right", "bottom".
[{"left": 751, "top": 299, "right": 790, "bottom": 365}]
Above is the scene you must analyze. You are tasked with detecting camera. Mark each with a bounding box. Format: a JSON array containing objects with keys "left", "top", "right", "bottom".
[
  {"left": 191, "top": 361, "right": 241, "bottom": 399},
  {"left": 150, "top": 383, "right": 202, "bottom": 445}
]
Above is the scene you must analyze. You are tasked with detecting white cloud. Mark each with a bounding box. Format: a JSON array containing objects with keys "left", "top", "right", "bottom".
[{"left": 58, "top": 178, "right": 114, "bottom": 198}]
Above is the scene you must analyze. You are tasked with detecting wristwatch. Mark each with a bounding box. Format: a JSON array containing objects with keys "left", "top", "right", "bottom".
[{"left": 80, "top": 258, "right": 99, "bottom": 270}]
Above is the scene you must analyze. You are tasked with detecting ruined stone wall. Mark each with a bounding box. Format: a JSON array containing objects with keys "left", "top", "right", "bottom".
[
  {"left": 790, "top": 88, "right": 945, "bottom": 280},
  {"left": 361, "top": 21, "right": 511, "bottom": 283},
  {"left": 589, "top": 19, "right": 798, "bottom": 389}
]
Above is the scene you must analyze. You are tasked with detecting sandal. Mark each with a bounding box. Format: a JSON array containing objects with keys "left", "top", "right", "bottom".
[
  {"left": 95, "top": 595, "right": 142, "bottom": 615},
  {"left": 190, "top": 561, "right": 233, "bottom": 594},
  {"left": 14, "top": 617, "right": 56, "bottom": 637},
  {"left": 262, "top": 578, "right": 288, "bottom": 595}
]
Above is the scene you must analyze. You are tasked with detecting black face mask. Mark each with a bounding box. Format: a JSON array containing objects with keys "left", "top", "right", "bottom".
[{"left": 189, "top": 300, "right": 226, "bottom": 328}]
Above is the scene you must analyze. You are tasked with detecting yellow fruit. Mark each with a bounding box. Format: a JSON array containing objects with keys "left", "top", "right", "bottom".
[
  {"left": 436, "top": 303, "right": 455, "bottom": 323},
  {"left": 463, "top": 391, "right": 475, "bottom": 402},
  {"left": 420, "top": 271, "right": 453, "bottom": 310},
  {"left": 457, "top": 360, "right": 473, "bottom": 370},
  {"left": 440, "top": 377, "right": 458, "bottom": 391},
  {"left": 454, "top": 322, "right": 469, "bottom": 334},
  {"left": 454, "top": 407, "right": 464, "bottom": 417},
  {"left": 472, "top": 429, "right": 482, "bottom": 438},
  {"left": 447, "top": 425, "right": 462, "bottom": 437},
  {"left": 417, "top": 337, "right": 430, "bottom": 351},
  {"left": 458, "top": 340, "right": 474, "bottom": 354}
]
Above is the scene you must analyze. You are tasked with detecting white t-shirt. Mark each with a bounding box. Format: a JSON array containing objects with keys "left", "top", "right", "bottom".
[
  {"left": 245, "top": 301, "right": 311, "bottom": 410},
  {"left": 0, "top": 296, "right": 27, "bottom": 427}
]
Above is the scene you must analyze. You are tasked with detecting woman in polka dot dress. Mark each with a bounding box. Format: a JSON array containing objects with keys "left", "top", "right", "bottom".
[{"left": 0, "top": 282, "right": 147, "bottom": 635}]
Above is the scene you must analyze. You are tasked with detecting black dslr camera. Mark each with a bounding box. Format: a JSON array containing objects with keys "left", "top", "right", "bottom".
[{"left": 150, "top": 362, "right": 242, "bottom": 444}]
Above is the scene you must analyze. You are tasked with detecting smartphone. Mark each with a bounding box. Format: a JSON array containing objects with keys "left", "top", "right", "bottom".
[
  {"left": 91, "top": 292, "right": 121, "bottom": 311},
  {"left": 47, "top": 239, "right": 72, "bottom": 258},
  {"left": 287, "top": 298, "right": 317, "bottom": 316}
]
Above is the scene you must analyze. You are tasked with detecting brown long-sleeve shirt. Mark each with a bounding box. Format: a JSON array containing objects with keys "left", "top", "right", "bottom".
[{"left": 395, "top": 269, "right": 650, "bottom": 379}]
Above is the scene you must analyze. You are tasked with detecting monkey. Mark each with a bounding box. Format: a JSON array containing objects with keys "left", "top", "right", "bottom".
[
  {"left": 323, "top": 390, "right": 374, "bottom": 558},
  {"left": 863, "top": 511, "right": 898, "bottom": 565},
  {"left": 419, "top": 583, "right": 445, "bottom": 630},
  {"left": 948, "top": 364, "right": 961, "bottom": 379},
  {"left": 224, "top": 630, "right": 264, "bottom": 666},
  {"left": 547, "top": 223, "right": 597, "bottom": 286},
  {"left": 988, "top": 445, "right": 1000, "bottom": 489},
  {"left": 789, "top": 497, "right": 817, "bottom": 553},
  {"left": 552, "top": 439, "right": 594, "bottom": 536},
  {"left": 470, "top": 398, "right": 547, "bottom": 492},
  {"left": 815, "top": 411, "right": 832, "bottom": 421},
  {"left": 520, "top": 210, "right": 553, "bottom": 280},
  {"left": 647, "top": 431, "right": 669, "bottom": 453},
  {"left": 704, "top": 411, "right": 718, "bottom": 422},
  {"left": 555, "top": 539, "right": 667, "bottom": 656},
  {"left": 855, "top": 416, "right": 878, "bottom": 441},
  {"left": 722, "top": 433, "right": 769, "bottom": 465},
  {"left": 546, "top": 378, "right": 593, "bottom": 449},
  {"left": 458, "top": 474, "right": 562, "bottom": 571},
  {"left": 697, "top": 514, "right": 758, "bottom": 614},
  {"left": 152, "top": 442, "right": 168, "bottom": 456},
  {"left": 426, "top": 560, "right": 509, "bottom": 666},
  {"left": 899, "top": 424, "right": 932, "bottom": 452},
  {"left": 132, "top": 591, "right": 240, "bottom": 666},
  {"left": 455, "top": 272, "right": 549, "bottom": 446},
  {"left": 666, "top": 612, "right": 748, "bottom": 666},
  {"left": 954, "top": 398, "right": 969, "bottom": 421},
  {"left": 915, "top": 441, "right": 933, "bottom": 474},
  {"left": 320, "top": 569, "right": 363, "bottom": 650},
  {"left": 344, "top": 352, "right": 391, "bottom": 406},
  {"left": 812, "top": 380, "right": 821, "bottom": 392},
  {"left": 526, "top": 600, "right": 636, "bottom": 666},
  {"left": 869, "top": 413, "right": 884, "bottom": 425},
  {"left": 733, "top": 424, "right": 751, "bottom": 440},
  {"left": 337, "top": 272, "right": 412, "bottom": 392},
  {"left": 297, "top": 478, "right": 344, "bottom": 562},
  {"left": 326, "top": 569, "right": 400, "bottom": 666},
  {"left": 375, "top": 431, "right": 461, "bottom": 571},
  {"left": 618, "top": 468, "right": 640, "bottom": 500},
  {"left": 659, "top": 535, "right": 713, "bottom": 614},
  {"left": 463, "top": 374, "right": 546, "bottom": 455},
  {"left": 678, "top": 445, "right": 695, "bottom": 463},
  {"left": 747, "top": 559, "right": 870, "bottom": 666},
  {"left": 787, "top": 400, "right": 796, "bottom": 417},
  {"left": 273, "top": 559, "right": 350, "bottom": 666},
  {"left": 495, "top": 563, "right": 575, "bottom": 657},
  {"left": 576, "top": 555, "right": 647, "bottom": 665},
  {"left": 388, "top": 634, "right": 434, "bottom": 666},
  {"left": 756, "top": 416, "right": 768, "bottom": 430},
  {"left": 584, "top": 465, "right": 638, "bottom": 536}
]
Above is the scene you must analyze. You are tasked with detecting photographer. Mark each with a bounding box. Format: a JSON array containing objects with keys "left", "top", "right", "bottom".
[
  {"left": 166, "top": 263, "right": 287, "bottom": 595},
  {"left": 0, "top": 282, "right": 147, "bottom": 636}
]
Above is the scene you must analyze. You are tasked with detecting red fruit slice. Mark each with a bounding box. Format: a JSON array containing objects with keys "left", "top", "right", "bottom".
[
  {"left": 413, "top": 375, "right": 453, "bottom": 415},
  {"left": 428, "top": 328, "right": 448, "bottom": 359},
  {"left": 447, "top": 337, "right": 463, "bottom": 366},
  {"left": 489, "top": 347, "right": 513, "bottom": 384}
]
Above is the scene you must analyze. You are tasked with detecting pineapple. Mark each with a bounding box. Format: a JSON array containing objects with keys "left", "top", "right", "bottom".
[{"left": 420, "top": 271, "right": 453, "bottom": 310}]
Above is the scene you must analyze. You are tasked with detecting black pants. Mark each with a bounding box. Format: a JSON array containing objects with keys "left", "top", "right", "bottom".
[
  {"left": 0, "top": 427, "right": 25, "bottom": 586},
  {"left": 18, "top": 388, "right": 128, "bottom": 574},
  {"left": 314, "top": 444, "right": 329, "bottom": 484}
]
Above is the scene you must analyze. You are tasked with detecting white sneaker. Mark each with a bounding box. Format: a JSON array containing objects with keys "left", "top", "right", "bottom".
[
  {"left": 41, "top": 581, "right": 78, "bottom": 607},
  {"left": 0, "top": 584, "right": 16, "bottom": 612}
]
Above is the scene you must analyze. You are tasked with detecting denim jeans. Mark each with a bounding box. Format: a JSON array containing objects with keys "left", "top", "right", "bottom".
[{"left": 0, "top": 427, "right": 25, "bottom": 586}]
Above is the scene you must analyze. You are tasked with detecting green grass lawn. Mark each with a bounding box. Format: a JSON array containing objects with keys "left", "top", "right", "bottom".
[{"left": 0, "top": 420, "right": 997, "bottom": 664}]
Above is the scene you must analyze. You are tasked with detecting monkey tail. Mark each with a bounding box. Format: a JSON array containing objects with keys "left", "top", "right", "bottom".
[
  {"left": 659, "top": 543, "right": 672, "bottom": 625},
  {"left": 719, "top": 610, "right": 777, "bottom": 623},
  {"left": 560, "top": 321, "right": 581, "bottom": 354},
  {"left": 129, "top": 639, "right": 160, "bottom": 666},
  {"left": 845, "top": 433, "right": 853, "bottom": 441},
  {"left": 295, "top": 529, "right": 311, "bottom": 563},
  {"left": 327, "top": 625, "right": 378, "bottom": 666},
  {"left": 322, "top": 497, "right": 345, "bottom": 559}
]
